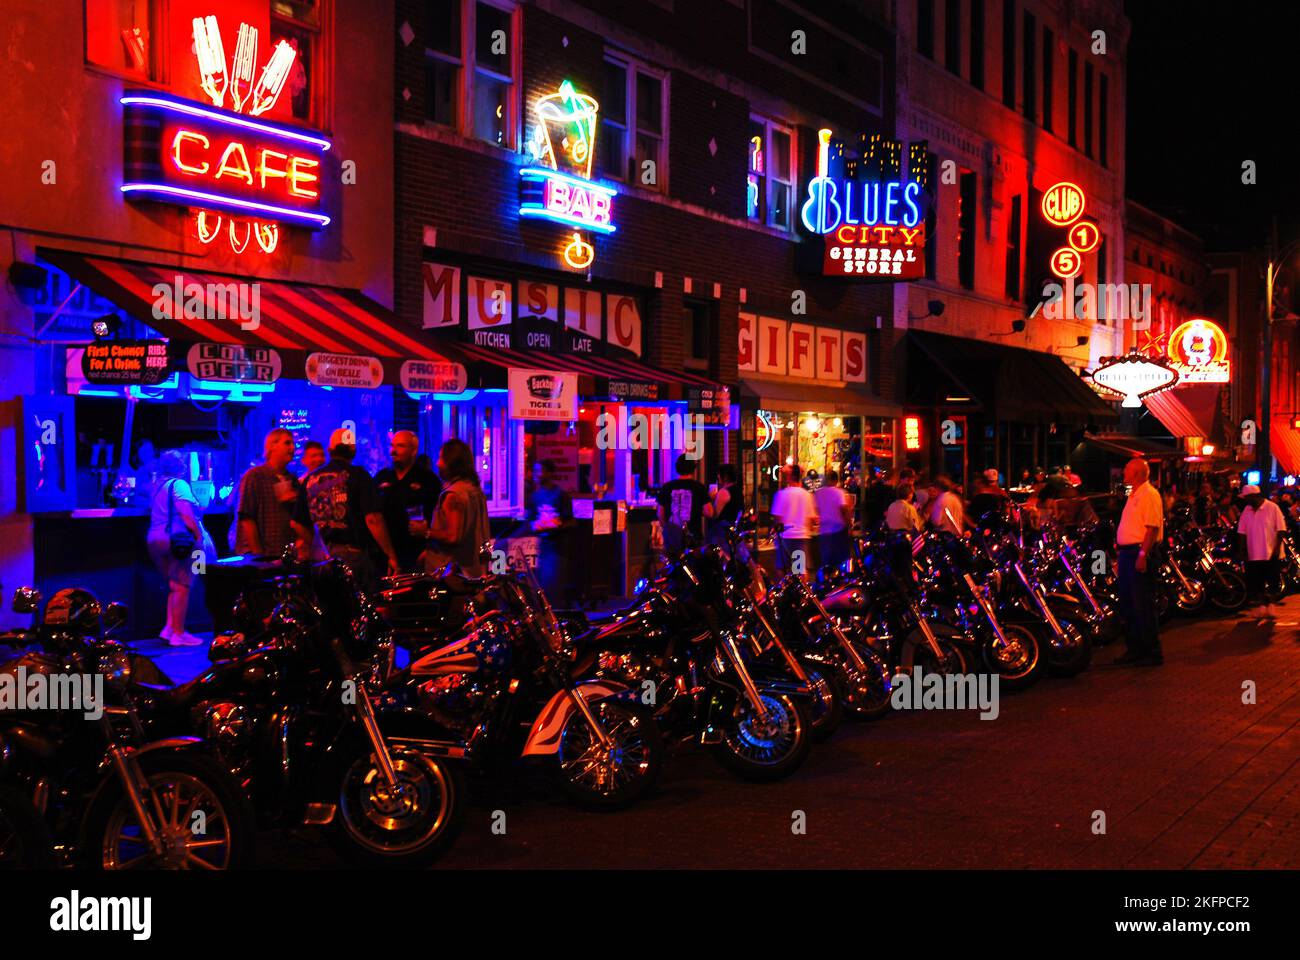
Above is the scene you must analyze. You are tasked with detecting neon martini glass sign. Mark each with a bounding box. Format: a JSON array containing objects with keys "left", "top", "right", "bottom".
[
  {"left": 519, "top": 80, "right": 617, "bottom": 268},
  {"left": 1090, "top": 351, "right": 1181, "bottom": 408}
]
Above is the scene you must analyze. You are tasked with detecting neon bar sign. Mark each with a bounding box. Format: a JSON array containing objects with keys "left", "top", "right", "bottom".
[
  {"left": 519, "top": 80, "right": 617, "bottom": 269},
  {"left": 801, "top": 130, "right": 924, "bottom": 234},
  {"left": 122, "top": 93, "right": 331, "bottom": 230}
]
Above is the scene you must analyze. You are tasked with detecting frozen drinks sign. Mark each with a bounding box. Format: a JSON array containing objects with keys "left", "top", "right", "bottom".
[
  {"left": 400, "top": 359, "right": 468, "bottom": 395},
  {"left": 305, "top": 352, "right": 384, "bottom": 389},
  {"left": 509, "top": 368, "right": 578, "bottom": 421}
]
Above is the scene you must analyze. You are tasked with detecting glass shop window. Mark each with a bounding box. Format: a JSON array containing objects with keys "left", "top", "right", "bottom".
[
  {"left": 425, "top": 0, "right": 517, "bottom": 149},
  {"left": 748, "top": 116, "right": 794, "bottom": 230},
  {"left": 270, "top": 0, "right": 322, "bottom": 124},
  {"left": 85, "top": 0, "right": 159, "bottom": 79}
]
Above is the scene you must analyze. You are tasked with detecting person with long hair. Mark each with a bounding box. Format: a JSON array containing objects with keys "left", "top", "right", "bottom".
[
  {"left": 421, "top": 438, "right": 492, "bottom": 577},
  {"left": 146, "top": 450, "right": 216, "bottom": 646}
]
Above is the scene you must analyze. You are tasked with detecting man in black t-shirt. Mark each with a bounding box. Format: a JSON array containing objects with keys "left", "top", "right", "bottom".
[
  {"left": 375, "top": 430, "right": 442, "bottom": 572},
  {"left": 656, "top": 454, "right": 711, "bottom": 555},
  {"left": 305, "top": 428, "right": 400, "bottom": 584}
]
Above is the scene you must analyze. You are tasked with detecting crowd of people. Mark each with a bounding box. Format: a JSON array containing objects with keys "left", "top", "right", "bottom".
[{"left": 147, "top": 429, "right": 491, "bottom": 645}]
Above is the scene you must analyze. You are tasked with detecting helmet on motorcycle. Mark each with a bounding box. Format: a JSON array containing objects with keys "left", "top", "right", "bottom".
[{"left": 42, "top": 588, "right": 103, "bottom": 636}]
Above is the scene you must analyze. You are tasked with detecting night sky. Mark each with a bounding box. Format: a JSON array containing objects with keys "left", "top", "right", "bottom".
[{"left": 1125, "top": 0, "right": 1300, "bottom": 250}]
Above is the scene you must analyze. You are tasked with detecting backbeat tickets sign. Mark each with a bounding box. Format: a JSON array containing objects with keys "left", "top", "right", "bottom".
[
  {"left": 82, "top": 340, "right": 172, "bottom": 385},
  {"left": 737, "top": 313, "right": 868, "bottom": 383},
  {"left": 509, "top": 368, "right": 579, "bottom": 421}
]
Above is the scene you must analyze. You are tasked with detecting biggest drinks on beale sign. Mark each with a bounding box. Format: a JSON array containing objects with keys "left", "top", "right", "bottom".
[
  {"left": 799, "top": 129, "right": 931, "bottom": 280},
  {"left": 121, "top": 14, "right": 331, "bottom": 256}
]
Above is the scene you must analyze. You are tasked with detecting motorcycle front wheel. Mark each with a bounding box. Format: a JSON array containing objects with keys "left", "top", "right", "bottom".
[
  {"left": 553, "top": 699, "right": 663, "bottom": 810},
  {"left": 980, "top": 623, "right": 1042, "bottom": 691},
  {"left": 0, "top": 786, "right": 54, "bottom": 869},
  {"left": 837, "top": 640, "right": 893, "bottom": 720},
  {"left": 1173, "top": 574, "right": 1207, "bottom": 613},
  {"left": 1042, "top": 616, "right": 1092, "bottom": 677},
  {"left": 712, "top": 691, "right": 812, "bottom": 782},
  {"left": 1209, "top": 566, "right": 1247, "bottom": 611},
  {"left": 331, "top": 746, "right": 465, "bottom": 867},
  {"left": 80, "top": 750, "right": 253, "bottom": 870}
]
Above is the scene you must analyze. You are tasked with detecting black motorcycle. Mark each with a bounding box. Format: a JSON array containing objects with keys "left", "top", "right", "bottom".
[
  {"left": 0, "top": 587, "right": 253, "bottom": 869},
  {"left": 577, "top": 545, "right": 814, "bottom": 781},
  {"left": 378, "top": 560, "right": 664, "bottom": 809},
  {"left": 138, "top": 559, "right": 465, "bottom": 867}
]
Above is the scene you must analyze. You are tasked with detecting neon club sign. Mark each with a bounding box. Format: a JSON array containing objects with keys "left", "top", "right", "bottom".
[
  {"left": 120, "top": 15, "right": 328, "bottom": 255},
  {"left": 800, "top": 130, "right": 929, "bottom": 279},
  {"left": 519, "top": 80, "right": 617, "bottom": 270},
  {"left": 1167, "top": 318, "right": 1230, "bottom": 383}
]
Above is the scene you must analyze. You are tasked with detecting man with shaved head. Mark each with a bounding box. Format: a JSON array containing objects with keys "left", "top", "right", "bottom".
[
  {"left": 1114, "top": 457, "right": 1164, "bottom": 666},
  {"left": 375, "top": 429, "right": 442, "bottom": 572}
]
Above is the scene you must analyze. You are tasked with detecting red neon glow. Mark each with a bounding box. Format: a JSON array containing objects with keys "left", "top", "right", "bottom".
[
  {"left": 1042, "top": 182, "right": 1086, "bottom": 227},
  {"left": 904, "top": 416, "right": 922, "bottom": 451},
  {"left": 169, "top": 128, "right": 320, "bottom": 202}
]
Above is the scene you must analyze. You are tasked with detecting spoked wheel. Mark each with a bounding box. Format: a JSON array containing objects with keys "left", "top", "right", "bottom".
[
  {"left": 906, "top": 628, "right": 969, "bottom": 677},
  {"left": 82, "top": 751, "right": 251, "bottom": 870},
  {"left": 0, "top": 787, "right": 53, "bottom": 869},
  {"left": 713, "top": 692, "right": 811, "bottom": 782},
  {"left": 981, "top": 623, "right": 1042, "bottom": 691},
  {"left": 1172, "top": 575, "right": 1207, "bottom": 614},
  {"left": 332, "top": 747, "right": 464, "bottom": 867},
  {"left": 554, "top": 700, "right": 663, "bottom": 810},
  {"left": 1208, "top": 567, "right": 1247, "bottom": 612}
]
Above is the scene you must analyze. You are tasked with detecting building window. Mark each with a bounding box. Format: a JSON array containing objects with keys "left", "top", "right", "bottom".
[
  {"left": 1067, "top": 48, "right": 1078, "bottom": 147},
  {"left": 918, "top": 0, "right": 935, "bottom": 59},
  {"left": 270, "top": 1, "right": 322, "bottom": 123},
  {"left": 600, "top": 54, "right": 667, "bottom": 190},
  {"left": 682, "top": 301, "right": 717, "bottom": 374},
  {"left": 1001, "top": 0, "right": 1016, "bottom": 109},
  {"left": 1099, "top": 72, "right": 1110, "bottom": 168},
  {"left": 945, "top": 0, "right": 962, "bottom": 76},
  {"left": 748, "top": 116, "right": 794, "bottom": 230},
  {"left": 1084, "top": 60, "right": 1094, "bottom": 158},
  {"left": 85, "top": 0, "right": 160, "bottom": 79},
  {"left": 424, "top": 0, "right": 518, "bottom": 149},
  {"left": 1022, "top": 11, "right": 1036, "bottom": 122},
  {"left": 1005, "top": 192, "right": 1022, "bottom": 300},
  {"left": 1041, "top": 27, "right": 1053, "bottom": 132},
  {"left": 958, "top": 170, "right": 977, "bottom": 290},
  {"left": 925, "top": 154, "right": 939, "bottom": 279},
  {"left": 970, "top": 0, "right": 985, "bottom": 90},
  {"left": 1097, "top": 235, "right": 1108, "bottom": 322}
]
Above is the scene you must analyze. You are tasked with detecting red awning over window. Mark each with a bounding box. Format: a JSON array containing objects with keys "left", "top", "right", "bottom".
[{"left": 38, "top": 248, "right": 456, "bottom": 378}]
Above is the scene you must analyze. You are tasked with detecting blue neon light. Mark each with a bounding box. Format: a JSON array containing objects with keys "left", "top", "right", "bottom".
[
  {"left": 518, "top": 166, "right": 618, "bottom": 234},
  {"left": 800, "top": 177, "right": 923, "bottom": 234},
  {"left": 119, "top": 94, "right": 332, "bottom": 151},
  {"left": 1246, "top": 469, "right": 1262, "bottom": 486},
  {"left": 120, "top": 184, "right": 332, "bottom": 228}
]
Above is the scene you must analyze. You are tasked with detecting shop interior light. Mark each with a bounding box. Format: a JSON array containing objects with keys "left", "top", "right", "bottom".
[
  {"left": 945, "top": 395, "right": 972, "bottom": 402},
  {"left": 1201, "top": 443, "right": 1216, "bottom": 456},
  {"left": 833, "top": 417, "right": 842, "bottom": 428}
]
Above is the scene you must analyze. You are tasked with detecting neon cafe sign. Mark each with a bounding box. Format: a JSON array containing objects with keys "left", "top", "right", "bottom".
[
  {"left": 120, "top": 15, "right": 330, "bottom": 255},
  {"left": 799, "top": 130, "right": 928, "bottom": 279},
  {"left": 519, "top": 80, "right": 617, "bottom": 270}
]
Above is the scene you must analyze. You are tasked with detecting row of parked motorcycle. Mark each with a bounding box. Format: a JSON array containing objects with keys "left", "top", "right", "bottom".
[{"left": 0, "top": 503, "right": 1289, "bottom": 870}]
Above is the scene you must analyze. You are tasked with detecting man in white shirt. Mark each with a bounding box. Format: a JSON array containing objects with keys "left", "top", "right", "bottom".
[
  {"left": 1237, "top": 485, "right": 1285, "bottom": 605},
  {"left": 928, "top": 476, "right": 965, "bottom": 536},
  {"left": 885, "top": 482, "right": 923, "bottom": 533},
  {"left": 1114, "top": 458, "right": 1164, "bottom": 666},
  {"left": 814, "top": 469, "right": 854, "bottom": 571},
  {"left": 771, "top": 464, "right": 818, "bottom": 579}
]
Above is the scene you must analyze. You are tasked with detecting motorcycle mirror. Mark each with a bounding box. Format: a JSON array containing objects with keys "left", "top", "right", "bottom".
[
  {"left": 103, "top": 602, "right": 129, "bottom": 632},
  {"left": 11, "top": 586, "right": 42, "bottom": 614}
]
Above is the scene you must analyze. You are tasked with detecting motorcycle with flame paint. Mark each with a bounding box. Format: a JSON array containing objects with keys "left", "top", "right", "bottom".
[{"left": 377, "top": 557, "right": 663, "bottom": 810}]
